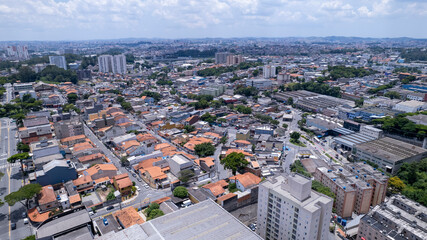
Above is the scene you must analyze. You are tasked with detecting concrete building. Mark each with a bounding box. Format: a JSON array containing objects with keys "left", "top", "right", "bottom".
[
  {"left": 98, "top": 55, "right": 113, "bottom": 73},
  {"left": 54, "top": 118, "right": 84, "bottom": 139},
  {"left": 13, "top": 83, "right": 33, "bottom": 93},
  {"left": 99, "top": 199, "right": 262, "bottom": 240},
  {"left": 98, "top": 54, "right": 126, "bottom": 74},
  {"left": 246, "top": 78, "right": 272, "bottom": 90},
  {"left": 30, "top": 139, "right": 61, "bottom": 159},
  {"left": 215, "top": 52, "right": 230, "bottom": 64},
  {"left": 393, "top": 100, "right": 426, "bottom": 113},
  {"left": 257, "top": 174, "right": 333, "bottom": 240},
  {"left": 6, "top": 45, "right": 29, "bottom": 60},
  {"left": 200, "top": 84, "right": 226, "bottom": 97},
  {"left": 359, "top": 125, "right": 383, "bottom": 139},
  {"left": 226, "top": 55, "right": 244, "bottom": 65},
  {"left": 357, "top": 195, "right": 426, "bottom": 240},
  {"left": 314, "top": 162, "right": 388, "bottom": 218},
  {"left": 263, "top": 65, "right": 276, "bottom": 79},
  {"left": 277, "top": 72, "right": 291, "bottom": 85},
  {"left": 112, "top": 54, "right": 127, "bottom": 74},
  {"left": 20, "top": 116, "right": 53, "bottom": 144},
  {"left": 167, "top": 154, "right": 193, "bottom": 177},
  {"left": 49, "top": 56, "right": 67, "bottom": 70},
  {"left": 354, "top": 137, "right": 427, "bottom": 174}
]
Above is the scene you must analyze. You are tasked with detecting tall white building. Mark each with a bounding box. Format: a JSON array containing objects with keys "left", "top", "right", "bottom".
[
  {"left": 7, "top": 46, "right": 29, "bottom": 60},
  {"left": 98, "top": 54, "right": 127, "bottom": 74},
  {"left": 263, "top": 65, "right": 276, "bottom": 79},
  {"left": 49, "top": 56, "right": 67, "bottom": 70},
  {"left": 257, "top": 174, "right": 333, "bottom": 240}
]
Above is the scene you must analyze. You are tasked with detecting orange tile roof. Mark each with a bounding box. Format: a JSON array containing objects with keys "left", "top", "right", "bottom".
[
  {"left": 38, "top": 185, "right": 56, "bottom": 205},
  {"left": 234, "top": 140, "right": 251, "bottom": 145},
  {"left": 136, "top": 133, "right": 157, "bottom": 142},
  {"left": 202, "top": 180, "right": 228, "bottom": 197},
  {"left": 121, "top": 140, "right": 140, "bottom": 151},
  {"left": 114, "top": 173, "right": 132, "bottom": 189},
  {"left": 183, "top": 137, "right": 212, "bottom": 151},
  {"left": 28, "top": 207, "right": 50, "bottom": 223},
  {"left": 154, "top": 143, "right": 173, "bottom": 151},
  {"left": 229, "top": 172, "right": 261, "bottom": 189},
  {"left": 199, "top": 157, "right": 215, "bottom": 167},
  {"left": 141, "top": 166, "right": 168, "bottom": 180},
  {"left": 217, "top": 193, "right": 237, "bottom": 202},
  {"left": 73, "top": 175, "right": 93, "bottom": 186},
  {"left": 78, "top": 153, "right": 105, "bottom": 163},
  {"left": 225, "top": 149, "right": 253, "bottom": 157},
  {"left": 133, "top": 157, "right": 162, "bottom": 171},
  {"left": 94, "top": 176, "right": 110, "bottom": 184},
  {"left": 152, "top": 197, "right": 171, "bottom": 204},
  {"left": 85, "top": 164, "right": 118, "bottom": 177},
  {"left": 73, "top": 141, "right": 94, "bottom": 152},
  {"left": 113, "top": 206, "right": 144, "bottom": 228},
  {"left": 69, "top": 194, "right": 81, "bottom": 204},
  {"left": 203, "top": 132, "right": 221, "bottom": 139},
  {"left": 150, "top": 120, "right": 163, "bottom": 126},
  {"left": 60, "top": 135, "right": 86, "bottom": 143}
]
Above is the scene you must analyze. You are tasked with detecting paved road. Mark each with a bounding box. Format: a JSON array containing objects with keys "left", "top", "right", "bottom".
[{"left": 0, "top": 118, "right": 32, "bottom": 240}]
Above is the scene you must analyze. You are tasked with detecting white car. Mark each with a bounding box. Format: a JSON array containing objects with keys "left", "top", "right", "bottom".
[{"left": 135, "top": 186, "right": 140, "bottom": 191}]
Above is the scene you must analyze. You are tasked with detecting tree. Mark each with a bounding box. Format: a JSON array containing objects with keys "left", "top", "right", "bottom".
[
  {"left": 388, "top": 176, "right": 405, "bottom": 194},
  {"left": 290, "top": 132, "right": 301, "bottom": 141},
  {"left": 120, "top": 156, "right": 130, "bottom": 166},
  {"left": 220, "top": 136, "right": 228, "bottom": 144},
  {"left": 355, "top": 98, "right": 364, "bottom": 107},
  {"left": 62, "top": 103, "right": 80, "bottom": 113},
  {"left": 287, "top": 97, "right": 294, "bottom": 105},
  {"left": 184, "top": 125, "right": 195, "bottom": 133},
  {"left": 384, "top": 91, "right": 401, "bottom": 99},
  {"left": 145, "top": 202, "right": 164, "bottom": 220},
  {"left": 282, "top": 123, "right": 288, "bottom": 129},
  {"left": 220, "top": 152, "right": 249, "bottom": 176},
  {"left": 67, "top": 93, "right": 78, "bottom": 104},
  {"left": 7, "top": 152, "right": 30, "bottom": 163},
  {"left": 148, "top": 209, "right": 164, "bottom": 220},
  {"left": 17, "top": 142, "right": 30, "bottom": 152},
  {"left": 106, "top": 191, "right": 116, "bottom": 201},
  {"left": 194, "top": 142, "right": 216, "bottom": 157},
  {"left": 21, "top": 235, "right": 36, "bottom": 240},
  {"left": 178, "top": 169, "right": 195, "bottom": 183},
  {"left": 173, "top": 186, "right": 188, "bottom": 198},
  {"left": 5, "top": 183, "right": 42, "bottom": 210},
  {"left": 116, "top": 96, "right": 125, "bottom": 103}
]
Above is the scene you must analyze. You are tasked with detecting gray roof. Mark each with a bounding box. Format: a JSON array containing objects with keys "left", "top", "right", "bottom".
[
  {"left": 43, "top": 159, "right": 69, "bottom": 173},
  {"left": 99, "top": 199, "right": 262, "bottom": 240},
  {"left": 36, "top": 210, "right": 91, "bottom": 238},
  {"left": 23, "top": 116, "right": 49, "bottom": 127}
]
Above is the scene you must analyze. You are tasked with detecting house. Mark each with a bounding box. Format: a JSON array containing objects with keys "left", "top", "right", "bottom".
[
  {"left": 167, "top": 154, "right": 194, "bottom": 177},
  {"left": 113, "top": 206, "right": 144, "bottom": 229},
  {"left": 195, "top": 157, "right": 215, "bottom": 172},
  {"left": 84, "top": 164, "right": 118, "bottom": 180},
  {"left": 120, "top": 140, "right": 145, "bottom": 156},
  {"left": 77, "top": 153, "right": 107, "bottom": 166},
  {"left": 141, "top": 96, "right": 154, "bottom": 104},
  {"left": 72, "top": 175, "right": 94, "bottom": 193},
  {"left": 37, "top": 185, "right": 59, "bottom": 212},
  {"left": 60, "top": 135, "right": 86, "bottom": 147},
  {"left": 140, "top": 166, "right": 170, "bottom": 189},
  {"left": 183, "top": 137, "right": 212, "bottom": 153},
  {"left": 202, "top": 180, "right": 229, "bottom": 198},
  {"left": 112, "top": 133, "right": 137, "bottom": 147},
  {"left": 229, "top": 172, "right": 261, "bottom": 192},
  {"left": 19, "top": 116, "right": 53, "bottom": 144},
  {"left": 113, "top": 173, "right": 133, "bottom": 198},
  {"left": 98, "top": 125, "right": 126, "bottom": 140}
]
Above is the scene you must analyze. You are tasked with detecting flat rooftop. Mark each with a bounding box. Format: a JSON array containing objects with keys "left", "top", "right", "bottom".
[
  {"left": 355, "top": 137, "right": 427, "bottom": 162},
  {"left": 99, "top": 199, "right": 262, "bottom": 240}
]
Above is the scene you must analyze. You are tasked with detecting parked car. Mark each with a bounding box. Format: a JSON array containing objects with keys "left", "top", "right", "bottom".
[
  {"left": 23, "top": 218, "right": 29, "bottom": 224},
  {"left": 21, "top": 212, "right": 26, "bottom": 218},
  {"left": 11, "top": 223, "right": 16, "bottom": 230},
  {"left": 137, "top": 178, "right": 142, "bottom": 182},
  {"left": 106, "top": 206, "right": 114, "bottom": 211},
  {"left": 103, "top": 218, "right": 108, "bottom": 226},
  {"left": 135, "top": 186, "right": 140, "bottom": 191}
]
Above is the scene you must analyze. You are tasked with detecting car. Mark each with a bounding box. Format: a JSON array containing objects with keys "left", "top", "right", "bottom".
[
  {"left": 135, "top": 186, "right": 140, "bottom": 191},
  {"left": 132, "top": 173, "right": 137, "bottom": 178},
  {"left": 11, "top": 223, "right": 16, "bottom": 230},
  {"left": 88, "top": 211, "right": 95, "bottom": 216},
  {"left": 22, "top": 212, "right": 26, "bottom": 218},
  {"left": 103, "top": 218, "right": 108, "bottom": 226},
  {"left": 23, "top": 218, "right": 29, "bottom": 224},
  {"left": 106, "top": 206, "right": 114, "bottom": 211},
  {"left": 144, "top": 184, "right": 149, "bottom": 189},
  {"left": 137, "top": 178, "right": 142, "bottom": 182}
]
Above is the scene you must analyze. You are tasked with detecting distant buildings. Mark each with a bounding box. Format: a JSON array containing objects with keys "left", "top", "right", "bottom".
[
  {"left": 393, "top": 100, "right": 426, "bottom": 113},
  {"left": 98, "top": 54, "right": 127, "bottom": 74},
  {"left": 200, "top": 84, "right": 226, "bottom": 97},
  {"left": 246, "top": 78, "right": 272, "bottom": 90},
  {"left": 215, "top": 52, "right": 230, "bottom": 64},
  {"left": 6, "top": 45, "right": 29, "bottom": 60},
  {"left": 357, "top": 194, "right": 427, "bottom": 240},
  {"left": 227, "top": 54, "right": 244, "bottom": 65},
  {"left": 49, "top": 56, "right": 67, "bottom": 70},
  {"left": 257, "top": 174, "right": 333, "bottom": 240}
]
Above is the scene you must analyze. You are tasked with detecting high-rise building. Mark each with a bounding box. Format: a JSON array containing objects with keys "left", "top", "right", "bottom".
[
  {"left": 49, "top": 56, "right": 67, "bottom": 70},
  {"left": 226, "top": 55, "right": 244, "bottom": 65},
  {"left": 257, "top": 174, "right": 333, "bottom": 240},
  {"left": 215, "top": 52, "right": 230, "bottom": 64},
  {"left": 263, "top": 65, "right": 276, "bottom": 79},
  {"left": 6, "top": 46, "right": 29, "bottom": 60},
  {"left": 98, "top": 54, "right": 127, "bottom": 74},
  {"left": 277, "top": 72, "right": 291, "bottom": 85}
]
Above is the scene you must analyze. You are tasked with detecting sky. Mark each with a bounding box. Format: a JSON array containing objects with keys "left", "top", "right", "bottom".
[{"left": 0, "top": 0, "right": 426, "bottom": 41}]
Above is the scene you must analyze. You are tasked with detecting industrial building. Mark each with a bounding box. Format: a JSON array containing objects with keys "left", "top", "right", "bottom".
[
  {"left": 354, "top": 137, "right": 427, "bottom": 174},
  {"left": 357, "top": 195, "right": 426, "bottom": 240}
]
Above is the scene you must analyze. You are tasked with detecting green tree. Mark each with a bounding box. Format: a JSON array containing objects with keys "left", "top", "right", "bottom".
[
  {"left": 184, "top": 125, "right": 195, "bottom": 133},
  {"left": 194, "top": 142, "right": 216, "bottom": 157},
  {"left": 384, "top": 91, "right": 401, "bottom": 99},
  {"left": 5, "top": 183, "right": 42, "bottom": 210},
  {"left": 21, "top": 235, "right": 36, "bottom": 240},
  {"left": 282, "top": 123, "right": 288, "bottom": 129},
  {"left": 178, "top": 169, "right": 195, "bottom": 183},
  {"left": 62, "top": 103, "right": 80, "bottom": 113},
  {"left": 7, "top": 152, "right": 30, "bottom": 163},
  {"left": 388, "top": 176, "right": 405, "bottom": 194},
  {"left": 173, "top": 186, "right": 188, "bottom": 198},
  {"left": 116, "top": 96, "right": 125, "bottom": 103},
  {"left": 106, "top": 191, "right": 116, "bottom": 201},
  {"left": 148, "top": 209, "right": 164, "bottom": 220},
  {"left": 220, "top": 136, "right": 228, "bottom": 144},
  {"left": 290, "top": 132, "right": 301, "bottom": 142},
  {"left": 287, "top": 97, "right": 294, "bottom": 105},
  {"left": 67, "top": 93, "right": 78, "bottom": 104},
  {"left": 220, "top": 152, "right": 249, "bottom": 176},
  {"left": 355, "top": 98, "right": 364, "bottom": 107},
  {"left": 17, "top": 142, "right": 30, "bottom": 152}
]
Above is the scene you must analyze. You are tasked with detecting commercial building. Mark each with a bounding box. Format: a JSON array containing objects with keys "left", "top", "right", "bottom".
[
  {"left": 49, "top": 56, "right": 67, "bottom": 70},
  {"left": 54, "top": 118, "right": 84, "bottom": 139},
  {"left": 359, "top": 125, "right": 383, "bottom": 139},
  {"left": 357, "top": 195, "right": 426, "bottom": 240},
  {"left": 263, "top": 65, "right": 276, "bottom": 79},
  {"left": 354, "top": 137, "right": 427, "bottom": 174},
  {"left": 257, "top": 174, "right": 333, "bottom": 240},
  {"left": 98, "top": 54, "right": 127, "bottom": 74},
  {"left": 393, "top": 100, "right": 426, "bottom": 113},
  {"left": 30, "top": 139, "right": 61, "bottom": 159},
  {"left": 99, "top": 199, "right": 262, "bottom": 240},
  {"left": 19, "top": 116, "right": 53, "bottom": 144},
  {"left": 246, "top": 78, "right": 272, "bottom": 90},
  {"left": 314, "top": 162, "right": 388, "bottom": 218}
]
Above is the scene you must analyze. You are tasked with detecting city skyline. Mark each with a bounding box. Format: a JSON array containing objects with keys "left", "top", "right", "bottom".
[{"left": 0, "top": 0, "right": 426, "bottom": 41}]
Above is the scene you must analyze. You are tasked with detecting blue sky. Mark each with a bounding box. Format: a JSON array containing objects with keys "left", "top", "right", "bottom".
[{"left": 0, "top": 0, "right": 426, "bottom": 41}]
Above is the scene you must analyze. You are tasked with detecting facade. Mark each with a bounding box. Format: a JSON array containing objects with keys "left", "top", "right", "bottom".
[
  {"left": 257, "top": 174, "right": 333, "bottom": 240},
  {"left": 98, "top": 54, "right": 127, "bottom": 74},
  {"left": 49, "top": 56, "right": 67, "bottom": 70},
  {"left": 226, "top": 54, "right": 244, "bottom": 65},
  {"left": 354, "top": 137, "right": 427, "bottom": 174},
  {"left": 54, "top": 118, "right": 84, "bottom": 139},
  {"left": 200, "top": 84, "right": 226, "bottom": 97},
  {"left": 168, "top": 154, "right": 193, "bottom": 176},
  {"left": 357, "top": 195, "right": 426, "bottom": 240},
  {"left": 263, "top": 65, "right": 276, "bottom": 79},
  {"left": 314, "top": 162, "right": 388, "bottom": 218},
  {"left": 6, "top": 45, "right": 29, "bottom": 60},
  {"left": 215, "top": 52, "right": 230, "bottom": 64},
  {"left": 359, "top": 125, "right": 383, "bottom": 139},
  {"left": 19, "top": 117, "right": 53, "bottom": 144}
]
